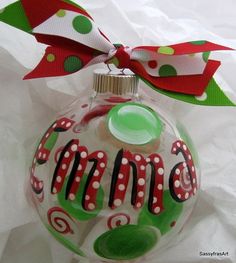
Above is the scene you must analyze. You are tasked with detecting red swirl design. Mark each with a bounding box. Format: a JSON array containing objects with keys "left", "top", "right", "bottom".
[
  {"left": 107, "top": 213, "right": 131, "bottom": 230},
  {"left": 47, "top": 207, "right": 74, "bottom": 234}
]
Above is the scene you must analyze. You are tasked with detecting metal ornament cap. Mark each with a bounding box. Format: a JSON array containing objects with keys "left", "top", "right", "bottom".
[{"left": 93, "top": 69, "right": 139, "bottom": 95}]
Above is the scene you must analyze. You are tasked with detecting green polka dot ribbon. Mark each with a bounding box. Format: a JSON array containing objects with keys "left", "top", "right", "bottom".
[{"left": 0, "top": 0, "right": 235, "bottom": 106}]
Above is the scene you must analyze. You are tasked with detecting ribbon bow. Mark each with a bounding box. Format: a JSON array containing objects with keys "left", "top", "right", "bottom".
[{"left": 0, "top": 0, "right": 235, "bottom": 106}]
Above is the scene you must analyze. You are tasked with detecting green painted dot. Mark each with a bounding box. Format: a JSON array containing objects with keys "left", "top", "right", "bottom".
[
  {"left": 46, "top": 225, "right": 85, "bottom": 257},
  {"left": 94, "top": 225, "right": 158, "bottom": 260},
  {"left": 191, "top": 40, "right": 207, "bottom": 45},
  {"left": 72, "top": 15, "right": 93, "bottom": 34},
  {"left": 203, "top": 51, "right": 210, "bottom": 62},
  {"left": 58, "top": 176, "right": 104, "bottom": 221},
  {"left": 107, "top": 102, "right": 163, "bottom": 145},
  {"left": 47, "top": 54, "right": 56, "bottom": 62},
  {"left": 157, "top": 46, "right": 175, "bottom": 55},
  {"left": 64, "top": 56, "right": 83, "bottom": 73},
  {"left": 138, "top": 190, "right": 183, "bottom": 235},
  {"left": 159, "top": 64, "right": 177, "bottom": 77},
  {"left": 56, "top": 9, "right": 66, "bottom": 17}
]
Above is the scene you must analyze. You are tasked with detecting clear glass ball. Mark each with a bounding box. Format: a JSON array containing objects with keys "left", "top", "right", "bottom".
[{"left": 28, "top": 87, "right": 200, "bottom": 262}]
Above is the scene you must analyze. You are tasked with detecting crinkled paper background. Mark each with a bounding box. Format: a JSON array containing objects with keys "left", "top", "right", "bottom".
[{"left": 0, "top": 0, "right": 236, "bottom": 262}]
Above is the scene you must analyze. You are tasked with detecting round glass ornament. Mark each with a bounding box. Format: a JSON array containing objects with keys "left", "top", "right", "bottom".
[{"left": 28, "top": 69, "right": 200, "bottom": 262}]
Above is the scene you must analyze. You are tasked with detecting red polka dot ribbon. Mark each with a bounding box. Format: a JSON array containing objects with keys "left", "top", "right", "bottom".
[{"left": 0, "top": 0, "right": 235, "bottom": 105}]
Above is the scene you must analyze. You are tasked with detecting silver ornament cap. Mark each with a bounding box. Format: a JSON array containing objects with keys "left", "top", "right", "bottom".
[{"left": 93, "top": 69, "right": 139, "bottom": 95}]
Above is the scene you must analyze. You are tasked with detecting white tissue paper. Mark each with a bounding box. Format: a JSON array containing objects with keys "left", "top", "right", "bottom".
[{"left": 0, "top": 0, "right": 236, "bottom": 262}]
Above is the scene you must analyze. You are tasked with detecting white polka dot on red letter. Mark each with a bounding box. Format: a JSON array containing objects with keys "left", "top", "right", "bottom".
[
  {"left": 64, "top": 151, "right": 70, "bottom": 158},
  {"left": 62, "top": 164, "right": 67, "bottom": 170},
  {"left": 100, "top": 163, "right": 105, "bottom": 168},
  {"left": 81, "top": 151, "right": 87, "bottom": 158},
  {"left": 138, "top": 178, "right": 145, "bottom": 186},
  {"left": 69, "top": 193, "right": 75, "bottom": 200},
  {"left": 138, "top": 191, "right": 144, "bottom": 197},
  {"left": 71, "top": 144, "right": 78, "bottom": 152},
  {"left": 176, "top": 169, "right": 180, "bottom": 175},
  {"left": 158, "top": 168, "right": 164, "bottom": 175},
  {"left": 154, "top": 207, "right": 160, "bottom": 214},
  {"left": 118, "top": 184, "right": 125, "bottom": 191},
  {"left": 122, "top": 158, "right": 128, "bottom": 165},
  {"left": 94, "top": 170, "right": 99, "bottom": 176},
  {"left": 92, "top": 181, "right": 100, "bottom": 189},
  {"left": 75, "top": 176, "right": 80, "bottom": 182},
  {"left": 88, "top": 203, "right": 95, "bottom": 210},
  {"left": 141, "top": 165, "right": 146, "bottom": 171},
  {"left": 118, "top": 173, "right": 124, "bottom": 179},
  {"left": 56, "top": 176, "right": 62, "bottom": 183},
  {"left": 97, "top": 152, "right": 104, "bottom": 159},
  {"left": 174, "top": 180, "right": 180, "bottom": 188},
  {"left": 114, "top": 199, "right": 122, "bottom": 207}
]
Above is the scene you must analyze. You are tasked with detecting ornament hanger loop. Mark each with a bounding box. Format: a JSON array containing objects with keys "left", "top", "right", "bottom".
[{"left": 106, "top": 64, "right": 126, "bottom": 75}]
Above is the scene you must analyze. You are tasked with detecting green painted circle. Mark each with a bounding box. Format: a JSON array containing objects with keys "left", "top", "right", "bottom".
[
  {"left": 159, "top": 64, "right": 177, "bottom": 77},
  {"left": 58, "top": 175, "right": 104, "bottom": 221},
  {"left": 107, "top": 103, "right": 163, "bottom": 145},
  {"left": 64, "top": 56, "right": 83, "bottom": 73},
  {"left": 190, "top": 40, "right": 206, "bottom": 45},
  {"left": 158, "top": 46, "right": 175, "bottom": 55},
  {"left": 94, "top": 225, "right": 158, "bottom": 260},
  {"left": 72, "top": 15, "right": 92, "bottom": 34},
  {"left": 138, "top": 190, "right": 183, "bottom": 235},
  {"left": 56, "top": 9, "right": 66, "bottom": 17}
]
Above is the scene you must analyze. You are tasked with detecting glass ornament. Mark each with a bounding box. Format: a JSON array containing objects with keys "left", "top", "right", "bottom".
[{"left": 28, "top": 69, "right": 200, "bottom": 262}]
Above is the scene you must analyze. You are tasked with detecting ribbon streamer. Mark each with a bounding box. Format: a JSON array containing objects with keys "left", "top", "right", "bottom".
[{"left": 0, "top": 0, "right": 235, "bottom": 105}]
